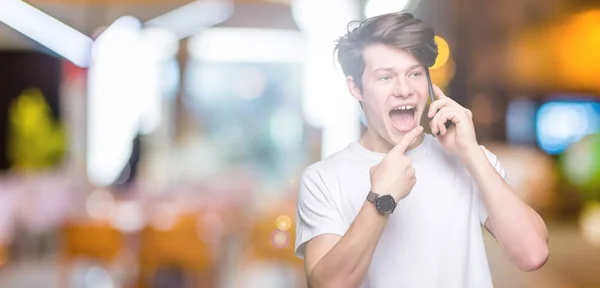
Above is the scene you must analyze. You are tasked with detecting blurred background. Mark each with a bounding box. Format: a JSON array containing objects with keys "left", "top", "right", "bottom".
[{"left": 0, "top": 0, "right": 599, "bottom": 287}]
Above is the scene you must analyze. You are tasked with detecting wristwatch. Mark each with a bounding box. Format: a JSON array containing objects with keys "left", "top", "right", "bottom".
[{"left": 366, "top": 191, "right": 397, "bottom": 214}]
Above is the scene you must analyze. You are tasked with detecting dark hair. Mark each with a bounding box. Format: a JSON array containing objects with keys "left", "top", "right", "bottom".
[{"left": 334, "top": 12, "right": 438, "bottom": 90}]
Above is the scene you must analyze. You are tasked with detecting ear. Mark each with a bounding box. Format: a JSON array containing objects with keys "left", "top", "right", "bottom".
[{"left": 346, "top": 76, "right": 363, "bottom": 102}]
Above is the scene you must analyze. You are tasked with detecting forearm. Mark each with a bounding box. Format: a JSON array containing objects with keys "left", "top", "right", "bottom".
[
  {"left": 461, "top": 146, "right": 549, "bottom": 270},
  {"left": 309, "top": 201, "right": 387, "bottom": 287}
]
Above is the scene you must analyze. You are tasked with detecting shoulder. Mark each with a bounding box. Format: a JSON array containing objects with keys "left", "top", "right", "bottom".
[
  {"left": 425, "top": 134, "right": 501, "bottom": 164},
  {"left": 425, "top": 136, "right": 506, "bottom": 178},
  {"left": 298, "top": 143, "right": 365, "bottom": 199},
  {"left": 302, "top": 144, "right": 361, "bottom": 181},
  {"left": 433, "top": 141, "right": 507, "bottom": 182}
]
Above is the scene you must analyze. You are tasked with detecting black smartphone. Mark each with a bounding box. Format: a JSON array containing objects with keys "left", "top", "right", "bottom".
[{"left": 425, "top": 68, "right": 452, "bottom": 135}]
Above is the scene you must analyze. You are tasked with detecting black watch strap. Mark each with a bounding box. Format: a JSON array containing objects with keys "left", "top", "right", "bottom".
[{"left": 366, "top": 191, "right": 379, "bottom": 203}]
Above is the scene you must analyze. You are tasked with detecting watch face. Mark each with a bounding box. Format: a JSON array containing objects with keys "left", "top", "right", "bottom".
[{"left": 376, "top": 194, "right": 396, "bottom": 214}]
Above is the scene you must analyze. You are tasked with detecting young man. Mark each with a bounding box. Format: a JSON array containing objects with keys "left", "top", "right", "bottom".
[{"left": 294, "top": 12, "right": 549, "bottom": 288}]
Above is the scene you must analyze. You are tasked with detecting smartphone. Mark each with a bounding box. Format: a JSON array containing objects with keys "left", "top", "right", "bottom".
[{"left": 425, "top": 68, "right": 452, "bottom": 135}]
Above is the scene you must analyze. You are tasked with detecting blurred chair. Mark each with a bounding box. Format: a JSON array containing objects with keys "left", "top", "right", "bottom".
[
  {"left": 136, "top": 212, "right": 220, "bottom": 288},
  {"left": 59, "top": 220, "right": 125, "bottom": 287}
]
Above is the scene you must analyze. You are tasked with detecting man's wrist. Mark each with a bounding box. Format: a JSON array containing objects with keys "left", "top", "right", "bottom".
[
  {"left": 366, "top": 191, "right": 398, "bottom": 214},
  {"left": 370, "top": 188, "right": 402, "bottom": 203},
  {"left": 459, "top": 144, "right": 486, "bottom": 171}
]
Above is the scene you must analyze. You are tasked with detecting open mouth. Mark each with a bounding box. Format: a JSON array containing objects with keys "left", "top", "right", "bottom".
[{"left": 389, "top": 105, "right": 416, "bottom": 131}]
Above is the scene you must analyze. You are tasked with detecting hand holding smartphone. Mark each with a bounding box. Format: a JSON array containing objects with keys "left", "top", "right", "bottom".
[{"left": 426, "top": 68, "right": 452, "bottom": 136}]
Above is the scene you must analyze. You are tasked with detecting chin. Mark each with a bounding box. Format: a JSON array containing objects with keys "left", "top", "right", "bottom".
[{"left": 385, "top": 127, "right": 408, "bottom": 146}]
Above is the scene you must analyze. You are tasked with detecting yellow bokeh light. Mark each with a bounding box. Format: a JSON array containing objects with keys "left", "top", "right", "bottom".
[
  {"left": 429, "top": 55, "right": 456, "bottom": 91},
  {"left": 506, "top": 9, "right": 600, "bottom": 91},
  {"left": 554, "top": 9, "right": 600, "bottom": 90},
  {"left": 275, "top": 215, "right": 292, "bottom": 231},
  {"left": 431, "top": 35, "right": 450, "bottom": 70}
]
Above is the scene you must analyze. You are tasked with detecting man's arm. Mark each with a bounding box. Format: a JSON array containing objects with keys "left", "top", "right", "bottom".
[
  {"left": 305, "top": 201, "right": 388, "bottom": 288},
  {"left": 427, "top": 84, "right": 548, "bottom": 271},
  {"left": 298, "top": 127, "right": 422, "bottom": 287},
  {"left": 460, "top": 146, "right": 549, "bottom": 271}
]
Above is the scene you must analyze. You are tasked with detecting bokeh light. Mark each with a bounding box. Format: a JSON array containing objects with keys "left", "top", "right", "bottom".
[
  {"left": 506, "top": 98, "right": 538, "bottom": 146},
  {"left": 536, "top": 101, "right": 600, "bottom": 155},
  {"left": 275, "top": 215, "right": 292, "bottom": 231},
  {"left": 270, "top": 230, "right": 290, "bottom": 249},
  {"left": 561, "top": 133, "right": 600, "bottom": 198},
  {"left": 554, "top": 10, "right": 600, "bottom": 90},
  {"left": 507, "top": 9, "right": 600, "bottom": 92},
  {"left": 431, "top": 36, "right": 450, "bottom": 70},
  {"left": 86, "top": 189, "right": 116, "bottom": 220},
  {"left": 580, "top": 201, "right": 600, "bottom": 247},
  {"left": 109, "top": 202, "right": 144, "bottom": 233},
  {"left": 429, "top": 55, "right": 455, "bottom": 91}
]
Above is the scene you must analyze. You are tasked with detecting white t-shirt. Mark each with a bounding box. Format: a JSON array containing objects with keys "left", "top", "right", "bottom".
[{"left": 295, "top": 133, "right": 507, "bottom": 288}]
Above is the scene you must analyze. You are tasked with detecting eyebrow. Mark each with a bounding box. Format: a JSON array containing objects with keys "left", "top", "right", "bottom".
[{"left": 372, "top": 64, "right": 423, "bottom": 73}]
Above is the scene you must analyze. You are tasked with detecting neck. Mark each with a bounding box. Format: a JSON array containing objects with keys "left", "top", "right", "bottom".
[{"left": 359, "top": 127, "right": 425, "bottom": 153}]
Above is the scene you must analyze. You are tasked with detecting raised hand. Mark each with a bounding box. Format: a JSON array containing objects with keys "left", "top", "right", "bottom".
[
  {"left": 427, "top": 85, "right": 478, "bottom": 156},
  {"left": 369, "top": 126, "right": 423, "bottom": 201}
]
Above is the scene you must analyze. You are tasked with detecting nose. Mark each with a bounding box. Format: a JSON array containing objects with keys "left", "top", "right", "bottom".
[{"left": 392, "top": 77, "right": 415, "bottom": 98}]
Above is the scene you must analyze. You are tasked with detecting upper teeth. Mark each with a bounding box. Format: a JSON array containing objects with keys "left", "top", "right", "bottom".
[{"left": 394, "top": 105, "right": 414, "bottom": 111}]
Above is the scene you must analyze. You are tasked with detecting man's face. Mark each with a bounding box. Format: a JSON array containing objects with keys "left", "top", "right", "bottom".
[{"left": 349, "top": 44, "right": 429, "bottom": 146}]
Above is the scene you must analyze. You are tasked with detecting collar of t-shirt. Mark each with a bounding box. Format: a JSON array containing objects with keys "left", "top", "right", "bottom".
[{"left": 351, "top": 133, "right": 432, "bottom": 161}]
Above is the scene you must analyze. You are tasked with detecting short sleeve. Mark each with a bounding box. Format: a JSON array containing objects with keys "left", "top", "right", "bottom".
[
  {"left": 474, "top": 146, "right": 509, "bottom": 226},
  {"left": 295, "top": 168, "right": 347, "bottom": 259}
]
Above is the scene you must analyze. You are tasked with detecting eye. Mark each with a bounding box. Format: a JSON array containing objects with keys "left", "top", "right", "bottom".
[
  {"left": 379, "top": 75, "right": 392, "bottom": 81},
  {"left": 409, "top": 71, "right": 423, "bottom": 78}
]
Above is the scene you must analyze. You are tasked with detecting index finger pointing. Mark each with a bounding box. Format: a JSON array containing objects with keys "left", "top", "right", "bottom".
[{"left": 389, "top": 126, "right": 424, "bottom": 156}]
